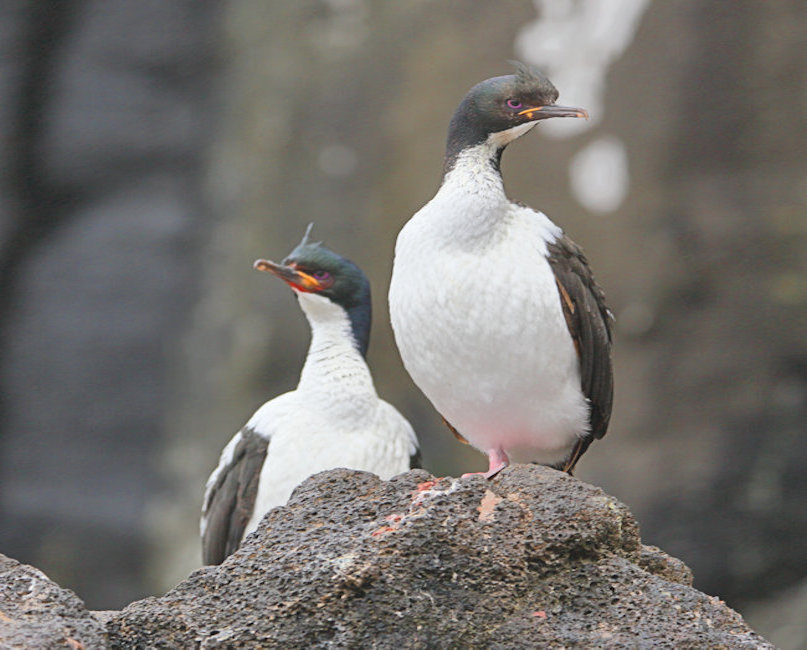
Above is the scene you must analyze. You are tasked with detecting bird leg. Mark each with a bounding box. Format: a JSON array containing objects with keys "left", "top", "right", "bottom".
[
  {"left": 462, "top": 447, "right": 510, "bottom": 480},
  {"left": 483, "top": 447, "right": 510, "bottom": 478}
]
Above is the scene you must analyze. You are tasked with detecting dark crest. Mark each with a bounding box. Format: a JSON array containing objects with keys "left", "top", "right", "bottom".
[
  {"left": 298, "top": 222, "right": 322, "bottom": 249},
  {"left": 508, "top": 61, "right": 546, "bottom": 84},
  {"left": 509, "top": 60, "right": 553, "bottom": 90}
]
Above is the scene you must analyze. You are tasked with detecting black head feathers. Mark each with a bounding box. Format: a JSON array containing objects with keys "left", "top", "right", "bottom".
[{"left": 443, "top": 63, "right": 582, "bottom": 174}]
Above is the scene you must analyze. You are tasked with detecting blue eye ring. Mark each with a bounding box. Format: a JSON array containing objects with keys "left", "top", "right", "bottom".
[
  {"left": 507, "top": 99, "right": 522, "bottom": 109},
  {"left": 312, "top": 270, "right": 331, "bottom": 280}
]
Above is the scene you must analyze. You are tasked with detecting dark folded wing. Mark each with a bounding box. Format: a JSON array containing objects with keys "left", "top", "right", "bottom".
[
  {"left": 546, "top": 235, "right": 614, "bottom": 457},
  {"left": 201, "top": 427, "right": 269, "bottom": 565}
]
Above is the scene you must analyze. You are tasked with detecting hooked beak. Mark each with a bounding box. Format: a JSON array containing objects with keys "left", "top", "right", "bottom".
[
  {"left": 253, "top": 259, "right": 321, "bottom": 292},
  {"left": 517, "top": 104, "right": 589, "bottom": 121}
]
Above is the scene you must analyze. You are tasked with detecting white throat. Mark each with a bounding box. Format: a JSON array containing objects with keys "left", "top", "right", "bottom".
[
  {"left": 425, "top": 123, "right": 543, "bottom": 246},
  {"left": 488, "top": 121, "right": 538, "bottom": 148},
  {"left": 295, "top": 292, "right": 376, "bottom": 410},
  {"left": 428, "top": 125, "right": 528, "bottom": 247}
]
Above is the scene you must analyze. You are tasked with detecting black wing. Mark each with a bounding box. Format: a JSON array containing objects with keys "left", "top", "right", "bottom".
[
  {"left": 546, "top": 235, "right": 614, "bottom": 472},
  {"left": 201, "top": 427, "right": 269, "bottom": 565}
]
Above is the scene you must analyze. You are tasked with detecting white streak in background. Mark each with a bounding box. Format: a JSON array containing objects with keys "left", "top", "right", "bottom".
[
  {"left": 516, "top": 0, "right": 651, "bottom": 138},
  {"left": 569, "top": 136, "right": 629, "bottom": 213}
]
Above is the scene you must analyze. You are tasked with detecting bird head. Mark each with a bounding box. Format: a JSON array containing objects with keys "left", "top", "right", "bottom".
[
  {"left": 446, "top": 62, "right": 588, "bottom": 158},
  {"left": 253, "top": 224, "right": 372, "bottom": 355}
]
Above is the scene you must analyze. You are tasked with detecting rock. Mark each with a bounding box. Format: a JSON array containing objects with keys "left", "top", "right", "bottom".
[
  {"left": 637, "top": 544, "right": 694, "bottom": 587},
  {"left": 107, "top": 465, "right": 771, "bottom": 648},
  {"left": 0, "top": 553, "right": 106, "bottom": 649}
]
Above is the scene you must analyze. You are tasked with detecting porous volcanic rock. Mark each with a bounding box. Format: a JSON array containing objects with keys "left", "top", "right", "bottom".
[
  {"left": 0, "top": 553, "right": 106, "bottom": 649},
  {"left": 107, "top": 466, "right": 772, "bottom": 648}
]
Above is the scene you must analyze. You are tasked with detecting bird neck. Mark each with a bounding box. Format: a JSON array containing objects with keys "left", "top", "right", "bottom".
[
  {"left": 428, "top": 142, "right": 512, "bottom": 245},
  {"left": 443, "top": 117, "right": 536, "bottom": 177},
  {"left": 443, "top": 123, "right": 504, "bottom": 178},
  {"left": 296, "top": 293, "right": 377, "bottom": 405}
]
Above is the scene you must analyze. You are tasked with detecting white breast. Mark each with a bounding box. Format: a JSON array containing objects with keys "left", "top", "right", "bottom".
[
  {"left": 389, "top": 151, "right": 588, "bottom": 466},
  {"left": 242, "top": 295, "right": 417, "bottom": 538},
  {"left": 242, "top": 395, "right": 414, "bottom": 537}
]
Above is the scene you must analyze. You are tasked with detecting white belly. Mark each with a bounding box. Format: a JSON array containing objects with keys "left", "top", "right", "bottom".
[{"left": 389, "top": 209, "right": 589, "bottom": 466}]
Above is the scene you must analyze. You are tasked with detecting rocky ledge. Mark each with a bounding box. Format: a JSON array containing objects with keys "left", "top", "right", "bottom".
[
  {"left": 0, "top": 553, "right": 106, "bottom": 648},
  {"left": 2, "top": 466, "right": 772, "bottom": 648},
  {"left": 108, "top": 466, "right": 770, "bottom": 648}
]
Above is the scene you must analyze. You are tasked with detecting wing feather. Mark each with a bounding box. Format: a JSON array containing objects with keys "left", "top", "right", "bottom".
[
  {"left": 546, "top": 235, "right": 613, "bottom": 470},
  {"left": 201, "top": 427, "right": 269, "bottom": 565}
]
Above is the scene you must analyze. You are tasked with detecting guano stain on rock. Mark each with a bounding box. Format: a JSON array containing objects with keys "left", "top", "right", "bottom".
[{"left": 477, "top": 489, "right": 503, "bottom": 522}]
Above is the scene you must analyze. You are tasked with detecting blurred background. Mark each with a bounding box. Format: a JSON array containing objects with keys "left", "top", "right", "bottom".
[{"left": 1, "top": 0, "right": 806, "bottom": 646}]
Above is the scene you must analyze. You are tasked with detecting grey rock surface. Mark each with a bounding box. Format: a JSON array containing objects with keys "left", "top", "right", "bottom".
[
  {"left": 108, "top": 466, "right": 771, "bottom": 648},
  {"left": 0, "top": 552, "right": 106, "bottom": 649}
]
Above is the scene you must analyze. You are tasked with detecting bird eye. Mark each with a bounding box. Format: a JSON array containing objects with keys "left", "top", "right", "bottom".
[
  {"left": 507, "top": 99, "right": 522, "bottom": 109},
  {"left": 312, "top": 270, "right": 331, "bottom": 281}
]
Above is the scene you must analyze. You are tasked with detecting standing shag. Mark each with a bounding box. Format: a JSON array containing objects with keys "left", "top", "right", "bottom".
[
  {"left": 201, "top": 226, "right": 419, "bottom": 564},
  {"left": 389, "top": 63, "right": 612, "bottom": 479}
]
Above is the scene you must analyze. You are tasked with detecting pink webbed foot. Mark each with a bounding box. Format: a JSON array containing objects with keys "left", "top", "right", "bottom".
[{"left": 461, "top": 448, "right": 510, "bottom": 480}]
